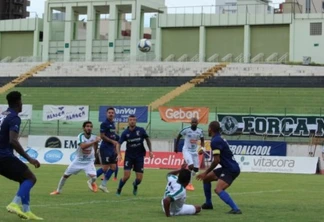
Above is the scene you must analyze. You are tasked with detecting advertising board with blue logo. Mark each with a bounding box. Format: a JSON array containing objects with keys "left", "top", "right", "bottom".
[
  {"left": 42, "top": 105, "right": 89, "bottom": 121},
  {"left": 98, "top": 106, "right": 148, "bottom": 123},
  {"left": 175, "top": 139, "right": 287, "bottom": 156},
  {"left": 23, "top": 136, "right": 80, "bottom": 165}
]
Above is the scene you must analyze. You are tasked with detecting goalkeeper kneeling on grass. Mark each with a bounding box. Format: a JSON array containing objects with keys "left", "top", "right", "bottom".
[{"left": 162, "top": 163, "right": 201, "bottom": 217}]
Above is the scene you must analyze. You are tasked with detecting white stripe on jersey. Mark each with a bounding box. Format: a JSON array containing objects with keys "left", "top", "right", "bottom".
[
  {"left": 75, "top": 133, "right": 97, "bottom": 163},
  {"left": 164, "top": 175, "right": 186, "bottom": 213},
  {"left": 180, "top": 127, "right": 204, "bottom": 153}
]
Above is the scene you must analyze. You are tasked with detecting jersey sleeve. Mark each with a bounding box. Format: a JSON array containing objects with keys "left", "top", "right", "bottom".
[
  {"left": 180, "top": 128, "right": 187, "bottom": 136},
  {"left": 100, "top": 122, "right": 107, "bottom": 133},
  {"left": 119, "top": 131, "right": 126, "bottom": 144},
  {"left": 77, "top": 134, "right": 85, "bottom": 145},
  {"left": 142, "top": 128, "right": 149, "bottom": 138},
  {"left": 167, "top": 185, "right": 185, "bottom": 201},
  {"left": 115, "top": 134, "right": 120, "bottom": 141},
  {"left": 210, "top": 138, "right": 223, "bottom": 155},
  {"left": 9, "top": 116, "right": 21, "bottom": 133}
]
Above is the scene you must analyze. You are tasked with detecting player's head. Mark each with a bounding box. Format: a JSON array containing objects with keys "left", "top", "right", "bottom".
[
  {"left": 191, "top": 117, "right": 198, "bottom": 130},
  {"left": 128, "top": 115, "right": 137, "bottom": 128},
  {"left": 82, "top": 121, "right": 93, "bottom": 135},
  {"left": 177, "top": 169, "right": 191, "bottom": 187},
  {"left": 208, "top": 121, "right": 221, "bottom": 137},
  {"left": 106, "top": 107, "right": 115, "bottom": 121},
  {"left": 6, "top": 91, "right": 22, "bottom": 112}
]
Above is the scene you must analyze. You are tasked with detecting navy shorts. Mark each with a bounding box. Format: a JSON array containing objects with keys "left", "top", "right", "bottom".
[
  {"left": 99, "top": 148, "right": 117, "bottom": 165},
  {"left": 0, "top": 156, "right": 28, "bottom": 183},
  {"left": 213, "top": 168, "right": 240, "bottom": 185},
  {"left": 124, "top": 155, "right": 144, "bottom": 173}
]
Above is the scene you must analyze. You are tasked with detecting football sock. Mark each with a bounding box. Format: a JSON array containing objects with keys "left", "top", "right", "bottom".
[
  {"left": 134, "top": 179, "right": 141, "bottom": 186},
  {"left": 118, "top": 179, "right": 126, "bottom": 190},
  {"left": 102, "top": 169, "right": 114, "bottom": 186},
  {"left": 114, "top": 166, "right": 119, "bottom": 178},
  {"left": 96, "top": 168, "right": 104, "bottom": 177},
  {"left": 12, "top": 196, "right": 22, "bottom": 205},
  {"left": 203, "top": 182, "right": 212, "bottom": 205},
  {"left": 17, "top": 180, "right": 34, "bottom": 212},
  {"left": 57, "top": 177, "right": 67, "bottom": 192},
  {"left": 218, "top": 190, "right": 239, "bottom": 211}
]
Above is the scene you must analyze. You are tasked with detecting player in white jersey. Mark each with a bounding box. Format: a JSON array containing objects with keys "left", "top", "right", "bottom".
[
  {"left": 50, "top": 121, "right": 101, "bottom": 195},
  {"left": 174, "top": 117, "right": 205, "bottom": 191},
  {"left": 162, "top": 163, "right": 201, "bottom": 217}
]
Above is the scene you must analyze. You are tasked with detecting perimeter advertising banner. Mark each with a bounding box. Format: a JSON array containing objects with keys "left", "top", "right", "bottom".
[
  {"left": 43, "top": 105, "right": 89, "bottom": 121},
  {"left": 218, "top": 114, "right": 324, "bottom": 137},
  {"left": 159, "top": 107, "right": 209, "bottom": 124},
  {"left": 0, "top": 104, "right": 33, "bottom": 120},
  {"left": 175, "top": 139, "right": 287, "bottom": 156},
  {"left": 98, "top": 106, "right": 148, "bottom": 123}
]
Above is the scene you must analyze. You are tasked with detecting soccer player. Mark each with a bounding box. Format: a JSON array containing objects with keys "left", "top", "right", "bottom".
[
  {"left": 196, "top": 121, "right": 242, "bottom": 214},
  {"left": 50, "top": 121, "right": 101, "bottom": 195},
  {"left": 97, "top": 107, "right": 121, "bottom": 193},
  {"left": 116, "top": 115, "right": 153, "bottom": 196},
  {"left": 174, "top": 117, "right": 205, "bottom": 191},
  {"left": 162, "top": 163, "right": 201, "bottom": 217},
  {"left": 0, "top": 91, "right": 43, "bottom": 220}
]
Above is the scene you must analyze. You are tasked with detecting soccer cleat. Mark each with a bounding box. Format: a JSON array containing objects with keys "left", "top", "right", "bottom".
[
  {"left": 186, "top": 184, "right": 195, "bottom": 191},
  {"left": 201, "top": 203, "right": 214, "bottom": 210},
  {"left": 116, "top": 189, "right": 121, "bottom": 196},
  {"left": 133, "top": 182, "right": 138, "bottom": 196},
  {"left": 113, "top": 177, "right": 117, "bottom": 181},
  {"left": 99, "top": 185, "right": 109, "bottom": 193},
  {"left": 6, "top": 203, "right": 28, "bottom": 220},
  {"left": 50, "top": 190, "right": 60, "bottom": 195},
  {"left": 25, "top": 211, "right": 44, "bottom": 220},
  {"left": 92, "top": 183, "right": 98, "bottom": 193},
  {"left": 227, "top": 209, "right": 242, "bottom": 214}
]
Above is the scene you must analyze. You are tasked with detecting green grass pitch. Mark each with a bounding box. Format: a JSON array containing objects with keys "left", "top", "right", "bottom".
[
  {"left": 0, "top": 165, "right": 323, "bottom": 222},
  {"left": 2, "top": 87, "right": 324, "bottom": 114}
]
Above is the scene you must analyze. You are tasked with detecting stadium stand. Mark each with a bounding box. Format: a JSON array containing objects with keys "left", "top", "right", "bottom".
[{"left": 0, "top": 62, "right": 51, "bottom": 94}]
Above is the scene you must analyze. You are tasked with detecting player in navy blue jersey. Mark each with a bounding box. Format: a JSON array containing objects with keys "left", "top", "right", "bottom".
[
  {"left": 116, "top": 115, "right": 153, "bottom": 196},
  {"left": 96, "top": 107, "right": 121, "bottom": 193},
  {"left": 196, "top": 121, "right": 242, "bottom": 214},
  {"left": 0, "top": 91, "right": 43, "bottom": 220}
]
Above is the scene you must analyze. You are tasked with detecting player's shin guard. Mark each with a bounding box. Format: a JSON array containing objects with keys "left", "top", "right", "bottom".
[
  {"left": 203, "top": 182, "right": 212, "bottom": 205},
  {"left": 218, "top": 190, "right": 239, "bottom": 211}
]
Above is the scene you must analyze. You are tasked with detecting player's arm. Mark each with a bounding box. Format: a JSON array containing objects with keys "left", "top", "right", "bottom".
[
  {"left": 197, "top": 140, "right": 221, "bottom": 180},
  {"left": 200, "top": 131, "right": 205, "bottom": 148},
  {"left": 174, "top": 134, "right": 182, "bottom": 153},
  {"left": 167, "top": 163, "right": 187, "bottom": 176},
  {"left": 143, "top": 129, "right": 153, "bottom": 158},
  {"left": 9, "top": 118, "right": 40, "bottom": 168},
  {"left": 79, "top": 137, "right": 101, "bottom": 150},
  {"left": 163, "top": 196, "right": 172, "bottom": 217}
]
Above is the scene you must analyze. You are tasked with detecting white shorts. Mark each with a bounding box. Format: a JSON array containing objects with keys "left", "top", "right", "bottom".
[
  {"left": 161, "top": 200, "right": 196, "bottom": 216},
  {"left": 64, "top": 161, "right": 96, "bottom": 176},
  {"left": 182, "top": 150, "right": 199, "bottom": 168}
]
